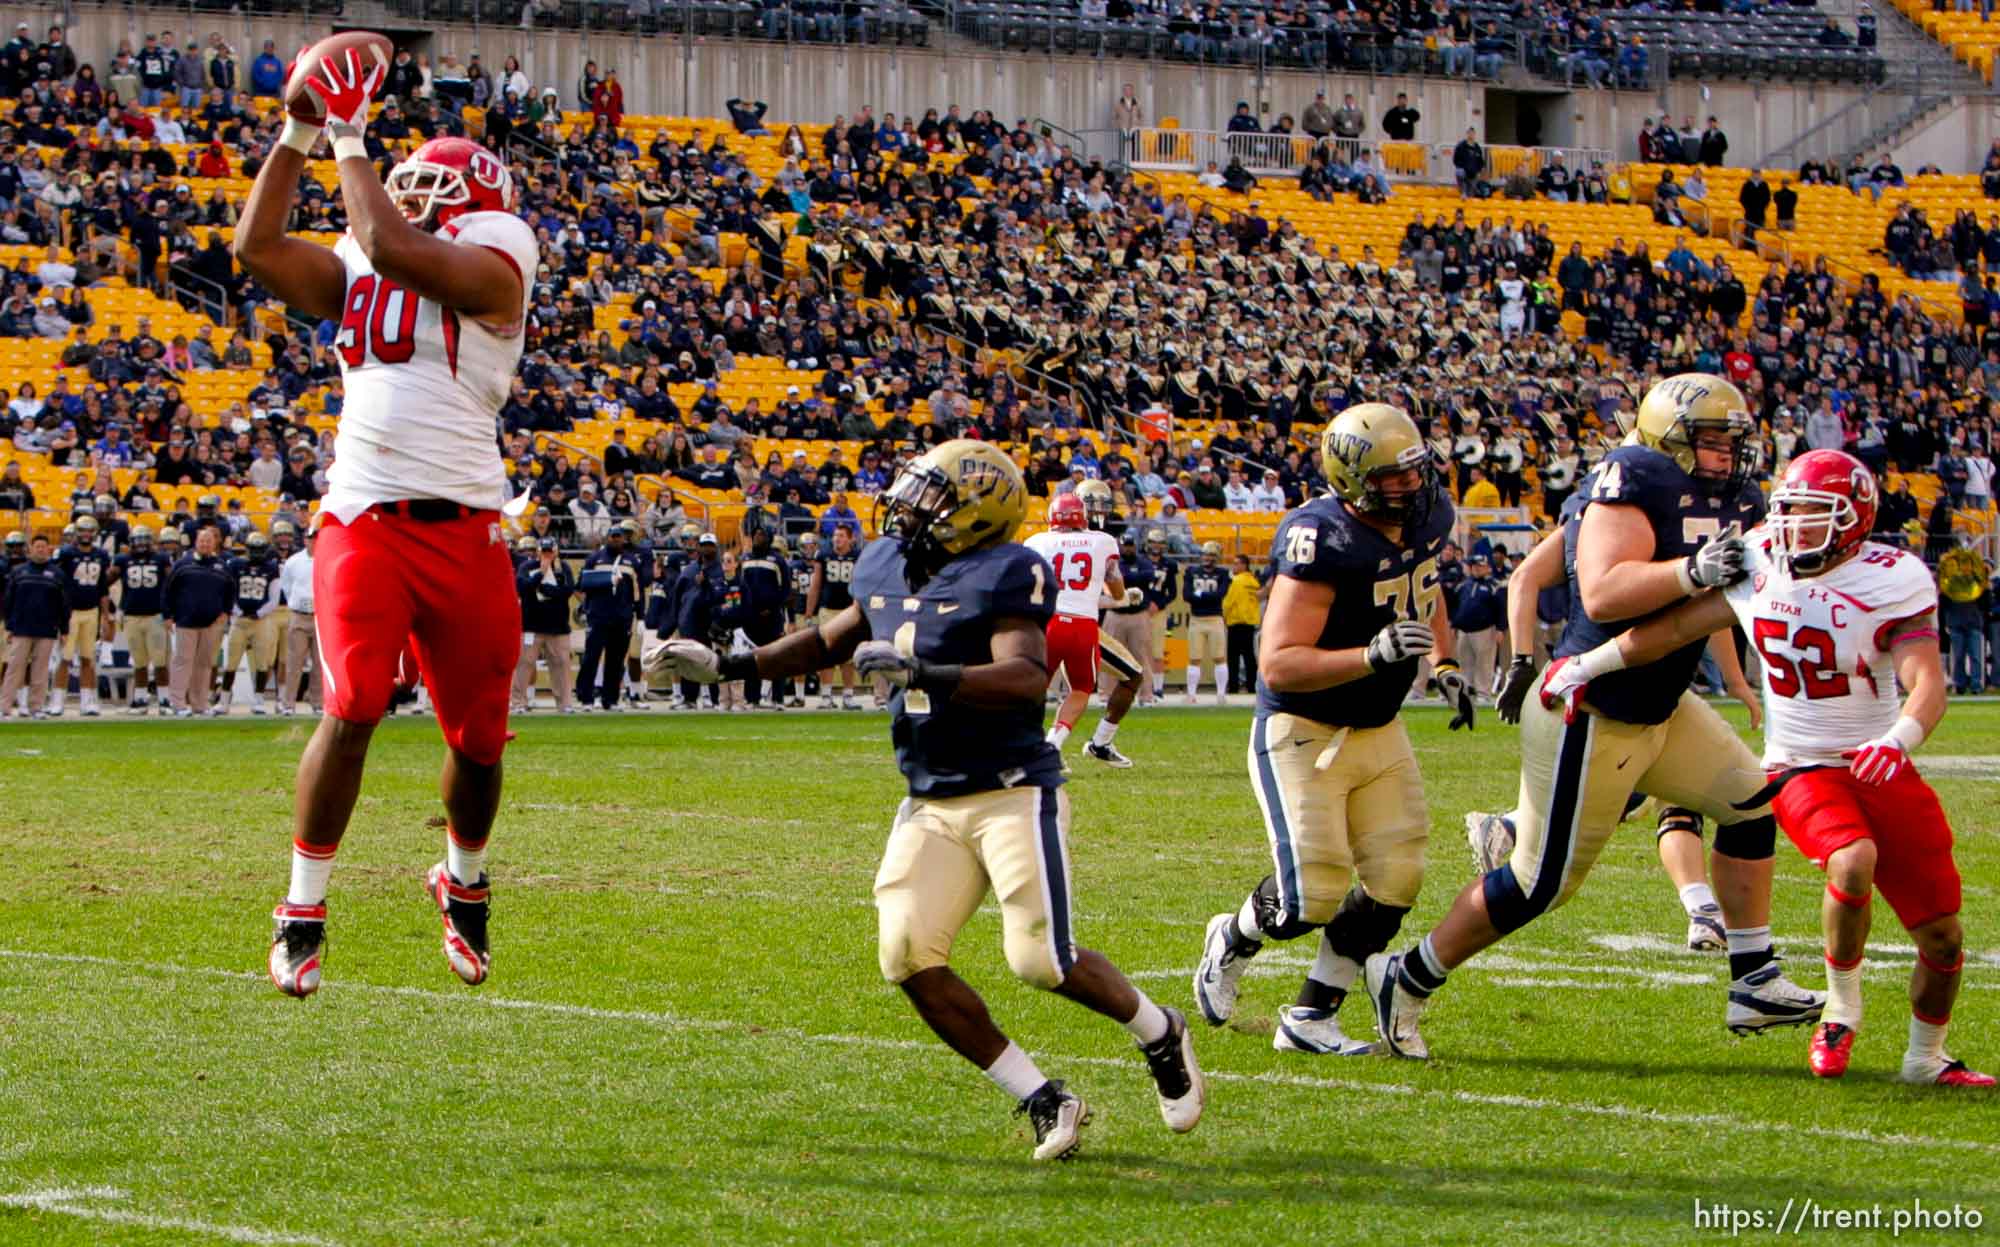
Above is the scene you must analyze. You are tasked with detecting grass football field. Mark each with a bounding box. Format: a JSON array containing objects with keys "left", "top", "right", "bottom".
[{"left": 2, "top": 702, "right": 1997, "bottom": 1246}]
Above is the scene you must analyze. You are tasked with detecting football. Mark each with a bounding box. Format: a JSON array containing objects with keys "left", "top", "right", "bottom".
[{"left": 283, "top": 30, "right": 394, "bottom": 123}]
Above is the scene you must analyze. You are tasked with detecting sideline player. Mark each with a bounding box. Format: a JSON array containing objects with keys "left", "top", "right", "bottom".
[
  {"left": 1192, "top": 404, "right": 1472, "bottom": 1056},
  {"left": 648, "top": 440, "right": 1204, "bottom": 1160},
  {"left": 806, "top": 522, "right": 863, "bottom": 709},
  {"left": 1365, "top": 375, "right": 1823, "bottom": 1060},
  {"left": 1024, "top": 491, "right": 1131, "bottom": 758},
  {"left": 55, "top": 515, "right": 112, "bottom": 717},
  {"left": 113, "top": 526, "right": 173, "bottom": 713},
  {"left": 216, "top": 530, "right": 281, "bottom": 715},
  {"left": 1182, "top": 542, "right": 1228, "bottom": 704},
  {"left": 235, "top": 44, "right": 536, "bottom": 996},
  {"left": 1474, "top": 500, "right": 1764, "bottom": 952},
  {"left": 1545, "top": 450, "right": 1992, "bottom": 1086}
]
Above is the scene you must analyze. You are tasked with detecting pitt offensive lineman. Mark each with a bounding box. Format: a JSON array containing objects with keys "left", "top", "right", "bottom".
[
  {"left": 1546, "top": 450, "right": 1992, "bottom": 1086},
  {"left": 1367, "top": 374, "right": 1823, "bottom": 1060},
  {"left": 649, "top": 440, "right": 1204, "bottom": 1161},
  {"left": 1193, "top": 405, "right": 1473, "bottom": 1057}
]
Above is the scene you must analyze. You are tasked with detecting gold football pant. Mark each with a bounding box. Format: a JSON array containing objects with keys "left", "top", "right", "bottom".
[
  {"left": 1499, "top": 690, "right": 1770, "bottom": 925},
  {"left": 873, "top": 785, "right": 1076, "bottom": 990},
  {"left": 1249, "top": 712, "right": 1429, "bottom": 925}
]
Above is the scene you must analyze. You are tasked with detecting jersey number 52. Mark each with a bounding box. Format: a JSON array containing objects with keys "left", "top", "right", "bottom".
[
  {"left": 336, "top": 275, "right": 419, "bottom": 367},
  {"left": 1752, "top": 618, "right": 1851, "bottom": 701}
]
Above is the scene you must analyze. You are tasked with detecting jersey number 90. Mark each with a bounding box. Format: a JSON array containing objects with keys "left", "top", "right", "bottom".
[{"left": 337, "top": 275, "right": 419, "bottom": 368}]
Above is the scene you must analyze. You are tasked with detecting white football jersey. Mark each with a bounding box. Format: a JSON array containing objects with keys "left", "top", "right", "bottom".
[
  {"left": 320, "top": 211, "right": 540, "bottom": 524},
  {"left": 1024, "top": 528, "right": 1121, "bottom": 617},
  {"left": 1723, "top": 534, "right": 1937, "bottom": 768}
]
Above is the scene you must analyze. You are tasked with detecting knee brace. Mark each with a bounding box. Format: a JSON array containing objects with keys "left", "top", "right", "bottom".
[
  {"left": 1713, "top": 814, "right": 1777, "bottom": 862},
  {"left": 1322, "top": 887, "right": 1411, "bottom": 963},
  {"left": 1482, "top": 864, "right": 1550, "bottom": 935},
  {"left": 1252, "top": 873, "right": 1323, "bottom": 942},
  {"left": 1655, "top": 806, "right": 1705, "bottom": 843}
]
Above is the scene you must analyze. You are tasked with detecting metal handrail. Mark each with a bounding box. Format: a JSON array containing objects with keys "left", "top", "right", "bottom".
[{"left": 166, "top": 262, "right": 232, "bottom": 326}]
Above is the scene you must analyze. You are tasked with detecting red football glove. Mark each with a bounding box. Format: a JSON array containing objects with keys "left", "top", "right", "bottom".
[
  {"left": 1843, "top": 737, "right": 1908, "bottom": 786},
  {"left": 305, "top": 47, "right": 383, "bottom": 130},
  {"left": 1538, "top": 655, "right": 1589, "bottom": 724}
]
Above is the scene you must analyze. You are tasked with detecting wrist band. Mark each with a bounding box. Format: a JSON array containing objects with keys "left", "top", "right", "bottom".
[
  {"left": 1887, "top": 714, "right": 1926, "bottom": 753},
  {"left": 1674, "top": 556, "right": 1699, "bottom": 597},
  {"left": 910, "top": 659, "right": 963, "bottom": 701},
  {"left": 718, "top": 652, "right": 757, "bottom": 682},
  {"left": 279, "top": 116, "right": 321, "bottom": 156},
  {"left": 331, "top": 131, "right": 368, "bottom": 163},
  {"left": 1575, "top": 640, "right": 1628, "bottom": 681}
]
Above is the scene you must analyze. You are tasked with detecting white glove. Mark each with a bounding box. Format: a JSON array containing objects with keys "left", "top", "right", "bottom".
[
  {"left": 853, "top": 639, "right": 916, "bottom": 687},
  {"left": 1680, "top": 532, "right": 1747, "bottom": 592},
  {"left": 643, "top": 637, "right": 721, "bottom": 682},
  {"left": 1122, "top": 586, "right": 1144, "bottom": 607},
  {"left": 1364, "top": 619, "right": 1434, "bottom": 671}
]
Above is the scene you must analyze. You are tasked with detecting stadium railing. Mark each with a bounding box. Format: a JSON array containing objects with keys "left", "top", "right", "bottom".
[{"left": 1101, "top": 127, "right": 1612, "bottom": 185}]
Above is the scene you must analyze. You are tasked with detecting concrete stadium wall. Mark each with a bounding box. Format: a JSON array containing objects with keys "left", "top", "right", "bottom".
[
  {"left": 13, "top": 4, "right": 1873, "bottom": 167},
  {"left": 1888, "top": 98, "right": 2000, "bottom": 173}
]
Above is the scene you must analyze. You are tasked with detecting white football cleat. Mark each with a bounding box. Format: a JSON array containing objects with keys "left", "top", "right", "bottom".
[
  {"left": 1465, "top": 810, "right": 1515, "bottom": 875},
  {"left": 1726, "top": 961, "right": 1825, "bottom": 1035},
  {"left": 268, "top": 902, "right": 327, "bottom": 998},
  {"left": 1192, "top": 912, "right": 1257, "bottom": 1026},
  {"left": 1016, "top": 1080, "right": 1090, "bottom": 1161},
  {"left": 1139, "top": 1007, "right": 1205, "bottom": 1132},
  {"left": 1083, "top": 741, "right": 1134, "bottom": 768},
  {"left": 1686, "top": 903, "right": 1727, "bottom": 952},
  {"left": 1364, "top": 953, "right": 1431, "bottom": 1060},
  {"left": 1274, "top": 1004, "right": 1376, "bottom": 1056}
]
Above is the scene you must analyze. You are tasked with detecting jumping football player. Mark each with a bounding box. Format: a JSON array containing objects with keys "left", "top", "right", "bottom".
[
  {"left": 1366, "top": 375, "right": 1823, "bottom": 1060},
  {"left": 1193, "top": 404, "right": 1473, "bottom": 1057},
  {"left": 1544, "top": 450, "right": 1992, "bottom": 1086},
  {"left": 236, "top": 44, "right": 537, "bottom": 996},
  {"left": 649, "top": 440, "right": 1204, "bottom": 1160}
]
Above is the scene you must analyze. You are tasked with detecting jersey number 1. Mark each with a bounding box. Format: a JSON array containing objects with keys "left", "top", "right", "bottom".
[{"left": 337, "top": 275, "right": 419, "bottom": 367}]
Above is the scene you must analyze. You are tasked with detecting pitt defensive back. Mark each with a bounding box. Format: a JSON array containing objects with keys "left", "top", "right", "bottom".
[
  {"left": 648, "top": 440, "right": 1204, "bottom": 1161},
  {"left": 1367, "top": 374, "right": 1824, "bottom": 1060},
  {"left": 1193, "top": 404, "right": 1473, "bottom": 1058}
]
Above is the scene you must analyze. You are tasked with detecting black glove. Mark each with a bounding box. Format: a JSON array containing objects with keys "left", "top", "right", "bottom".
[
  {"left": 1431, "top": 658, "right": 1475, "bottom": 732},
  {"left": 1496, "top": 655, "right": 1538, "bottom": 725}
]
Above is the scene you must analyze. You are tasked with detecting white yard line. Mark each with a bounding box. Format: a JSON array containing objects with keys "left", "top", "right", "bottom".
[
  {"left": 4, "top": 948, "right": 1997, "bottom": 1159},
  {"left": 0, "top": 1186, "right": 335, "bottom": 1246}
]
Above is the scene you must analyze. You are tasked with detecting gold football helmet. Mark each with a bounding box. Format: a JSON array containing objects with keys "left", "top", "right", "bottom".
[
  {"left": 877, "top": 439, "right": 1027, "bottom": 582},
  {"left": 1075, "top": 477, "right": 1115, "bottom": 528},
  {"left": 1633, "top": 373, "right": 1754, "bottom": 490},
  {"left": 1321, "top": 403, "right": 1434, "bottom": 524}
]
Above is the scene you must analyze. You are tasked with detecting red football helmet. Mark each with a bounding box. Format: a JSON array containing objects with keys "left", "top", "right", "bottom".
[
  {"left": 1769, "top": 449, "right": 1877, "bottom": 575},
  {"left": 1049, "top": 492, "right": 1087, "bottom": 531},
  {"left": 385, "top": 137, "right": 514, "bottom": 231}
]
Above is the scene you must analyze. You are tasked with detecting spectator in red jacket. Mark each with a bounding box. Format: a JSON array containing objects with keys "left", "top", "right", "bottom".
[{"left": 591, "top": 70, "right": 623, "bottom": 129}]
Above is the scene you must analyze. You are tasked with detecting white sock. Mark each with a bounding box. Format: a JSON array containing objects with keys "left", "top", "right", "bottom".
[
  {"left": 1151, "top": 677, "right": 1164, "bottom": 696},
  {"left": 1679, "top": 882, "right": 1718, "bottom": 915},
  {"left": 1308, "top": 931, "right": 1361, "bottom": 994},
  {"left": 1046, "top": 722, "right": 1072, "bottom": 748},
  {"left": 1824, "top": 955, "right": 1864, "bottom": 1029},
  {"left": 1185, "top": 666, "right": 1199, "bottom": 694},
  {"left": 1906, "top": 1015, "right": 1948, "bottom": 1073},
  {"left": 1724, "top": 924, "right": 1771, "bottom": 957},
  {"left": 1090, "top": 719, "right": 1119, "bottom": 747},
  {"left": 1124, "top": 991, "right": 1171, "bottom": 1045},
  {"left": 1211, "top": 664, "right": 1227, "bottom": 695},
  {"left": 983, "top": 1040, "right": 1049, "bottom": 1100},
  {"left": 287, "top": 840, "right": 337, "bottom": 906},
  {"left": 1236, "top": 893, "right": 1265, "bottom": 942},
  {"left": 446, "top": 829, "right": 488, "bottom": 884}
]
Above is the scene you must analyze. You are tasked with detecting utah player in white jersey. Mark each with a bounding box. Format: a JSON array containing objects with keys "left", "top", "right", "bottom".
[
  {"left": 1544, "top": 451, "right": 1992, "bottom": 1087},
  {"left": 234, "top": 44, "right": 537, "bottom": 998},
  {"left": 1024, "top": 491, "right": 1131, "bottom": 761}
]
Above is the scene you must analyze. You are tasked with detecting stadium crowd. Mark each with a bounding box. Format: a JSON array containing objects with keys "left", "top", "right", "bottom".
[{"left": 2, "top": 19, "right": 1999, "bottom": 717}]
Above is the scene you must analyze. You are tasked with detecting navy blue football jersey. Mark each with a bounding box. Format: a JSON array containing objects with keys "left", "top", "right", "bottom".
[
  {"left": 1555, "top": 445, "right": 1762, "bottom": 724},
  {"left": 114, "top": 552, "right": 172, "bottom": 616},
  {"left": 1184, "top": 562, "right": 1229, "bottom": 617},
  {"left": 227, "top": 555, "right": 280, "bottom": 616},
  {"left": 57, "top": 546, "right": 112, "bottom": 609},
  {"left": 853, "top": 537, "right": 1063, "bottom": 798},
  {"left": 816, "top": 544, "right": 860, "bottom": 612},
  {"left": 1255, "top": 482, "right": 1456, "bottom": 729}
]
